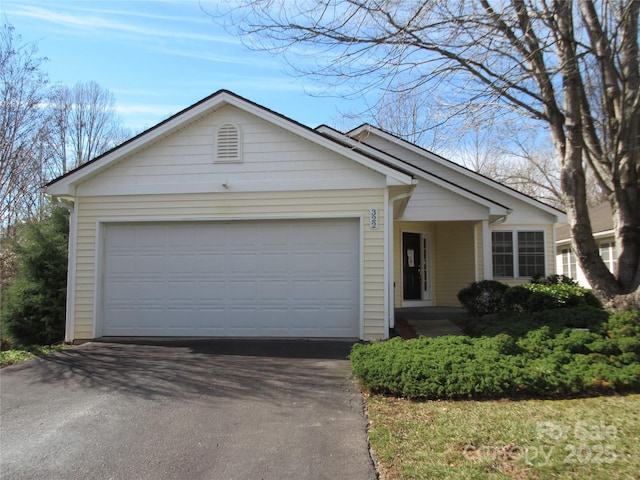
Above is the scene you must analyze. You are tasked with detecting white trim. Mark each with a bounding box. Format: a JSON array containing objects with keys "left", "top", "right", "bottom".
[
  {"left": 92, "top": 221, "right": 105, "bottom": 339},
  {"left": 214, "top": 123, "right": 243, "bottom": 163},
  {"left": 491, "top": 228, "right": 547, "bottom": 279},
  {"left": 359, "top": 215, "right": 365, "bottom": 340},
  {"left": 317, "top": 125, "right": 511, "bottom": 216},
  {"left": 348, "top": 124, "right": 565, "bottom": 222},
  {"left": 46, "top": 91, "right": 413, "bottom": 197},
  {"left": 93, "top": 215, "right": 365, "bottom": 340},
  {"left": 482, "top": 220, "right": 493, "bottom": 280},
  {"left": 383, "top": 188, "right": 390, "bottom": 338},
  {"left": 94, "top": 213, "right": 364, "bottom": 224},
  {"left": 400, "top": 229, "right": 433, "bottom": 307},
  {"left": 64, "top": 204, "right": 78, "bottom": 343},
  {"left": 383, "top": 190, "right": 413, "bottom": 339}
]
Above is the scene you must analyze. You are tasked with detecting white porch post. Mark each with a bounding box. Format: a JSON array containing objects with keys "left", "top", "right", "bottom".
[
  {"left": 482, "top": 219, "right": 493, "bottom": 280},
  {"left": 64, "top": 201, "right": 78, "bottom": 343}
]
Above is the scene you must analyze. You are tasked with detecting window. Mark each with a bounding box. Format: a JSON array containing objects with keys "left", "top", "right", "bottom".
[
  {"left": 560, "top": 248, "right": 577, "bottom": 278},
  {"left": 599, "top": 241, "right": 617, "bottom": 273},
  {"left": 492, "top": 230, "right": 545, "bottom": 278},
  {"left": 215, "top": 123, "right": 242, "bottom": 162},
  {"left": 492, "top": 231, "right": 514, "bottom": 277}
]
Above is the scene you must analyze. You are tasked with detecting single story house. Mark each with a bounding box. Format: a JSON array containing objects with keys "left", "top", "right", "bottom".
[
  {"left": 556, "top": 202, "right": 616, "bottom": 287},
  {"left": 45, "top": 90, "right": 565, "bottom": 342}
]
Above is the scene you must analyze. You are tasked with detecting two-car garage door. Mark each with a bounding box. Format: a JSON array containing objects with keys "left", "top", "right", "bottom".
[{"left": 101, "top": 219, "right": 360, "bottom": 338}]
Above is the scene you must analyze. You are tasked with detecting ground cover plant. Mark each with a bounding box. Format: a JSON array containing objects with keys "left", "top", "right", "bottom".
[
  {"left": 366, "top": 394, "right": 640, "bottom": 480},
  {"left": 351, "top": 309, "right": 640, "bottom": 399},
  {"left": 352, "top": 275, "right": 640, "bottom": 400},
  {"left": 0, "top": 342, "right": 64, "bottom": 368}
]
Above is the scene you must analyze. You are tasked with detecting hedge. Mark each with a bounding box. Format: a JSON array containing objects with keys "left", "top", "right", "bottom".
[{"left": 350, "top": 309, "right": 640, "bottom": 400}]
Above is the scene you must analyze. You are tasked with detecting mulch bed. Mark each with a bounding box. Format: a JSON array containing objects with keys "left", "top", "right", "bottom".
[{"left": 392, "top": 317, "right": 419, "bottom": 339}]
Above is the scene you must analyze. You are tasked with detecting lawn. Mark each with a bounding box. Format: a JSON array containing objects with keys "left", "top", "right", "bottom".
[{"left": 366, "top": 393, "right": 640, "bottom": 480}]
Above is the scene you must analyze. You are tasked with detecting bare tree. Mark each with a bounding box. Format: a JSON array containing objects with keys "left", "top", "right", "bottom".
[
  {"left": 0, "top": 24, "right": 48, "bottom": 233},
  {"left": 220, "top": 0, "right": 640, "bottom": 302},
  {"left": 45, "top": 81, "right": 131, "bottom": 177}
]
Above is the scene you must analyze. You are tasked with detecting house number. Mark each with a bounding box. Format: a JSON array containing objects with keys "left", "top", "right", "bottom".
[{"left": 369, "top": 208, "right": 378, "bottom": 230}]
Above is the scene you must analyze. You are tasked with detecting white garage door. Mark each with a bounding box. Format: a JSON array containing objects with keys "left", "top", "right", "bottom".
[{"left": 101, "top": 219, "right": 360, "bottom": 337}]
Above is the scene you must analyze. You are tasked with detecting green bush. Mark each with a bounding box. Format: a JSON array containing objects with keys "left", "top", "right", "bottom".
[
  {"left": 1, "top": 207, "right": 69, "bottom": 345},
  {"left": 351, "top": 309, "right": 640, "bottom": 400},
  {"left": 463, "top": 306, "right": 609, "bottom": 338},
  {"left": 503, "top": 283, "right": 601, "bottom": 312},
  {"left": 530, "top": 274, "right": 578, "bottom": 286},
  {"left": 458, "top": 276, "right": 602, "bottom": 319},
  {"left": 457, "top": 280, "right": 509, "bottom": 317}
]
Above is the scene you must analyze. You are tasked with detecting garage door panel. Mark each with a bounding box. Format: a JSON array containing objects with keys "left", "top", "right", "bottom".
[{"left": 102, "top": 219, "right": 359, "bottom": 337}]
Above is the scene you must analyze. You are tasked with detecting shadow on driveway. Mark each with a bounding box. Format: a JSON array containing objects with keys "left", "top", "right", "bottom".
[
  {"left": 1, "top": 339, "right": 376, "bottom": 480},
  {"left": 20, "top": 339, "right": 357, "bottom": 404}
]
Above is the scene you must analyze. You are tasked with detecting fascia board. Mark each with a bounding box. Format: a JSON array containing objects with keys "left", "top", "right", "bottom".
[
  {"left": 318, "top": 125, "right": 510, "bottom": 216},
  {"left": 350, "top": 124, "right": 565, "bottom": 221},
  {"left": 46, "top": 93, "right": 232, "bottom": 196},
  {"left": 46, "top": 91, "right": 413, "bottom": 197}
]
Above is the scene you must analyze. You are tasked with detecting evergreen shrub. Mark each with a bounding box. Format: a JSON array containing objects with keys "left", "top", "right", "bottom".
[{"left": 1, "top": 207, "right": 69, "bottom": 345}]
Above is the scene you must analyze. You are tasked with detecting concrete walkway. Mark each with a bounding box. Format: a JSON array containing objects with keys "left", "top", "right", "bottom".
[{"left": 395, "top": 307, "right": 467, "bottom": 338}]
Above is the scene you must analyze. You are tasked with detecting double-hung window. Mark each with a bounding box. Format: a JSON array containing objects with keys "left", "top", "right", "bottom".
[
  {"left": 492, "top": 231, "right": 545, "bottom": 278},
  {"left": 560, "top": 248, "right": 577, "bottom": 278},
  {"left": 599, "top": 241, "right": 617, "bottom": 273}
]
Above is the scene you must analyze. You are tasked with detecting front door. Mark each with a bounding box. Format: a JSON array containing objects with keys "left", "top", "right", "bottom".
[{"left": 403, "top": 232, "right": 422, "bottom": 300}]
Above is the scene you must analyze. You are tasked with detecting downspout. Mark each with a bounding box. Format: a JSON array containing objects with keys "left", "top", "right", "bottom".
[{"left": 385, "top": 190, "right": 414, "bottom": 339}]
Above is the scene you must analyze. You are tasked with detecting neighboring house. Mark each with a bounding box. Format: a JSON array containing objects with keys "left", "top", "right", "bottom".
[
  {"left": 45, "top": 90, "right": 565, "bottom": 342},
  {"left": 556, "top": 202, "right": 616, "bottom": 287}
]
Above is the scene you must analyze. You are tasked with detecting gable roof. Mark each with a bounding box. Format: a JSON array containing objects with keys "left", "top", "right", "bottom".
[
  {"left": 347, "top": 124, "right": 566, "bottom": 221},
  {"left": 45, "top": 90, "right": 414, "bottom": 197},
  {"left": 556, "top": 202, "right": 613, "bottom": 242},
  {"left": 315, "top": 124, "right": 512, "bottom": 216}
]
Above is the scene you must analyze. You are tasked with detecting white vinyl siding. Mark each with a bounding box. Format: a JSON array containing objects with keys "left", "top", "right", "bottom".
[
  {"left": 71, "top": 189, "right": 385, "bottom": 341},
  {"left": 401, "top": 181, "right": 489, "bottom": 221},
  {"left": 75, "top": 105, "right": 385, "bottom": 197}
]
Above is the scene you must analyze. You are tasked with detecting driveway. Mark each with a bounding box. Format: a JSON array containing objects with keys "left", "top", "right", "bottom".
[{"left": 0, "top": 339, "right": 377, "bottom": 480}]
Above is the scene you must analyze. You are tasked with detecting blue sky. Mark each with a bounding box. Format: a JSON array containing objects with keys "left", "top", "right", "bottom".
[{"left": 0, "top": 0, "right": 369, "bottom": 133}]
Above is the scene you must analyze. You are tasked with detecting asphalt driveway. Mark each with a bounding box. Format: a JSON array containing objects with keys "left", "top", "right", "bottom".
[{"left": 0, "top": 339, "right": 377, "bottom": 480}]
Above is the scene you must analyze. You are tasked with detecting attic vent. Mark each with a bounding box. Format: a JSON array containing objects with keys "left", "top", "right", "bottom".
[{"left": 215, "top": 123, "right": 242, "bottom": 163}]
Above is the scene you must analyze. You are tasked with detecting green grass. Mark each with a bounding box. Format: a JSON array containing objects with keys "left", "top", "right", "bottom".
[
  {"left": 0, "top": 343, "right": 65, "bottom": 367},
  {"left": 366, "top": 394, "right": 640, "bottom": 480}
]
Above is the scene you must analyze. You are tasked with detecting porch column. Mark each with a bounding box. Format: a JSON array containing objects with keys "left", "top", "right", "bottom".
[{"left": 482, "top": 220, "right": 493, "bottom": 280}]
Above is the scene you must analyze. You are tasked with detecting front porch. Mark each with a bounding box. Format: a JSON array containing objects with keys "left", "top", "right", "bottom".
[
  {"left": 394, "top": 307, "right": 467, "bottom": 338},
  {"left": 393, "top": 220, "right": 484, "bottom": 309}
]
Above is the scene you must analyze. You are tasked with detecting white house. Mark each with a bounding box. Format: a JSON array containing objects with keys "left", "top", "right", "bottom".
[
  {"left": 45, "top": 90, "right": 566, "bottom": 342},
  {"left": 556, "top": 202, "right": 616, "bottom": 287}
]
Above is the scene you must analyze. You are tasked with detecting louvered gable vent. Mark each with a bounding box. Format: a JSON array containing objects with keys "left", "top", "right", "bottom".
[{"left": 216, "top": 123, "right": 242, "bottom": 162}]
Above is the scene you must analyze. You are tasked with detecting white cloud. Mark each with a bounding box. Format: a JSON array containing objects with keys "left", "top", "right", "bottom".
[{"left": 4, "top": 4, "right": 241, "bottom": 45}]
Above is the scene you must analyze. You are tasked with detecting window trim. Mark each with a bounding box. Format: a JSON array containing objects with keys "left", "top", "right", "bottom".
[{"left": 491, "top": 229, "right": 547, "bottom": 279}]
